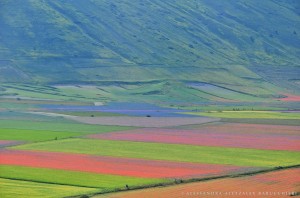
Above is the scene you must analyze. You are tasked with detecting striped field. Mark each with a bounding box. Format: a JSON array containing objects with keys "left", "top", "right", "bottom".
[
  {"left": 1, "top": 150, "right": 262, "bottom": 179},
  {"left": 0, "top": 178, "right": 97, "bottom": 198},
  {"left": 1, "top": 112, "right": 299, "bottom": 197},
  {"left": 87, "top": 126, "right": 300, "bottom": 151},
  {"left": 11, "top": 138, "right": 300, "bottom": 167}
]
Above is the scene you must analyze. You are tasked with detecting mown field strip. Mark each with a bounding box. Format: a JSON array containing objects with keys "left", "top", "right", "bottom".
[
  {"left": 11, "top": 139, "right": 300, "bottom": 167},
  {"left": 88, "top": 127, "right": 300, "bottom": 151},
  {"left": 0, "top": 120, "right": 134, "bottom": 133},
  {"left": 178, "top": 122, "right": 300, "bottom": 135},
  {"left": 0, "top": 178, "right": 98, "bottom": 198},
  {"left": 0, "top": 128, "right": 87, "bottom": 142},
  {"left": 0, "top": 150, "right": 262, "bottom": 179},
  {"left": 0, "top": 165, "right": 166, "bottom": 189},
  {"left": 220, "top": 118, "right": 300, "bottom": 126},
  {"left": 95, "top": 168, "right": 300, "bottom": 198},
  {"left": 186, "top": 111, "right": 300, "bottom": 119}
]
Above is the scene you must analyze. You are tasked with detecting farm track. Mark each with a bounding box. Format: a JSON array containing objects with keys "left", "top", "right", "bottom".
[
  {"left": 69, "top": 165, "right": 300, "bottom": 197},
  {"left": 0, "top": 176, "right": 100, "bottom": 189}
]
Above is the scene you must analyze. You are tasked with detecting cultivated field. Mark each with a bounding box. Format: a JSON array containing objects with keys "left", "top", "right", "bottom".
[
  {"left": 69, "top": 116, "right": 219, "bottom": 127},
  {"left": 1, "top": 150, "right": 259, "bottom": 179},
  {"left": 187, "top": 111, "right": 300, "bottom": 119},
  {"left": 11, "top": 138, "right": 300, "bottom": 167},
  {"left": 0, "top": 178, "right": 97, "bottom": 198},
  {"left": 0, "top": 104, "right": 299, "bottom": 197},
  {"left": 88, "top": 126, "right": 300, "bottom": 151},
  {"left": 96, "top": 168, "right": 300, "bottom": 198}
]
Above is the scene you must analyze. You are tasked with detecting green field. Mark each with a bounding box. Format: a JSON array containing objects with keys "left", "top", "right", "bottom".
[
  {"left": 0, "top": 165, "right": 166, "bottom": 189},
  {"left": 12, "top": 139, "right": 300, "bottom": 167},
  {"left": 186, "top": 111, "right": 300, "bottom": 119},
  {"left": 220, "top": 118, "right": 300, "bottom": 126},
  {"left": 0, "top": 178, "right": 97, "bottom": 198},
  {"left": 0, "top": 128, "right": 87, "bottom": 142},
  {"left": 178, "top": 105, "right": 285, "bottom": 111},
  {"left": 0, "top": 120, "right": 134, "bottom": 133}
]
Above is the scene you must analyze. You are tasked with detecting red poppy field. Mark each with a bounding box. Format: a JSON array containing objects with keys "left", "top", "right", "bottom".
[
  {"left": 0, "top": 149, "right": 262, "bottom": 179},
  {"left": 87, "top": 124, "right": 300, "bottom": 151},
  {"left": 184, "top": 123, "right": 300, "bottom": 135}
]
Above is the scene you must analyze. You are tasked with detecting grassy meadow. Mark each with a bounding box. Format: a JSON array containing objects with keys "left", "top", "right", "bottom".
[
  {"left": 187, "top": 111, "right": 300, "bottom": 119},
  {"left": 0, "top": 120, "right": 134, "bottom": 134},
  {"left": 0, "top": 128, "right": 87, "bottom": 142},
  {"left": 0, "top": 178, "right": 97, "bottom": 198},
  {"left": 0, "top": 165, "right": 167, "bottom": 189}
]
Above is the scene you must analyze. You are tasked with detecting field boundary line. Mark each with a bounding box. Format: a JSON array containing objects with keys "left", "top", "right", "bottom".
[
  {"left": 0, "top": 176, "right": 103, "bottom": 189},
  {"left": 66, "top": 164, "right": 300, "bottom": 198}
]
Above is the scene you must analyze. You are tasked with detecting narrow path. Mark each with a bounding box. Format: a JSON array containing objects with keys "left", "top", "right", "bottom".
[{"left": 67, "top": 164, "right": 300, "bottom": 197}]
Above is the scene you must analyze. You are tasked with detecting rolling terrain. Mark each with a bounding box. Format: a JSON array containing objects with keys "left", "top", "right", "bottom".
[{"left": 0, "top": 0, "right": 300, "bottom": 105}]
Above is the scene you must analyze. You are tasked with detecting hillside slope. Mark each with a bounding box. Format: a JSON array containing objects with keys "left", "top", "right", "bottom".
[{"left": 0, "top": 0, "right": 299, "bottom": 100}]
